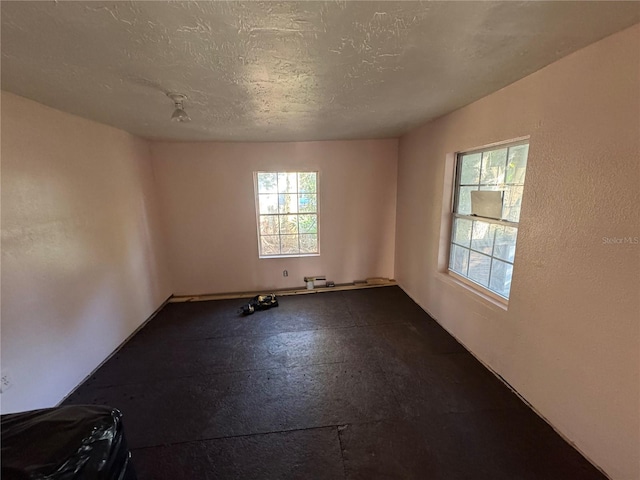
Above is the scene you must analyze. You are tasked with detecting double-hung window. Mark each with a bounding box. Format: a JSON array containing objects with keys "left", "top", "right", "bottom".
[
  {"left": 449, "top": 141, "right": 529, "bottom": 300},
  {"left": 254, "top": 171, "right": 319, "bottom": 257}
]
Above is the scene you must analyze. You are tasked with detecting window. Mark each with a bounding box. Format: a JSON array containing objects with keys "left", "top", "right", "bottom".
[
  {"left": 449, "top": 141, "right": 529, "bottom": 300},
  {"left": 254, "top": 171, "right": 319, "bottom": 257}
]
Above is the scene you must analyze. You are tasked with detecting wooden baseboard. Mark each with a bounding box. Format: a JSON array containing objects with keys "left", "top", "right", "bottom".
[{"left": 170, "top": 279, "right": 397, "bottom": 303}]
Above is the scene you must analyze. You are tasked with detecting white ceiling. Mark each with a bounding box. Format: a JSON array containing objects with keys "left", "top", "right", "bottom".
[{"left": 2, "top": 1, "right": 639, "bottom": 142}]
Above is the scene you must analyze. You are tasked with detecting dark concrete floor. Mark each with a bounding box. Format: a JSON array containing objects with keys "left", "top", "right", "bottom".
[{"left": 64, "top": 286, "right": 605, "bottom": 479}]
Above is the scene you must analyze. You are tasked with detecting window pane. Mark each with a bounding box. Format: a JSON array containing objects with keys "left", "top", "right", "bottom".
[
  {"left": 299, "top": 234, "right": 318, "bottom": 253},
  {"left": 479, "top": 184, "right": 501, "bottom": 191},
  {"left": 259, "top": 215, "right": 279, "bottom": 235},
  {"left": 261, "top": 236, "right": 280, "bottom": 255},
  {"left": 280, "top": 235, "right": 299, "bottom": 254},
  {"left": 298, "top": 194, "right": 317, "bottom": 213},
  {"left": 456, "top": 186, "right": 477, "bottom": 215},
  {"left": 255, "top": 171, "right": 319, "bottom": 257},
  {"left": 278, "top": 194, "right": 298, "bottom": 214},
  {"left": 477, "top": 185, "right": 504, "bottom": 218},
  {"left": 489, "top": 259, "right": 513, "bottom": 298},
  {"left": 493, "top": 226, "right": 518, "bottom": 263},
  {"left": 480, "top": 148, "right": 507, "bottom": 185},
  {"left": 452, "top": 217, "right": 472, "bottom": 247},
  {"left": 449, "top": 244, "right": 469, "bottom": 276},
  {"left": 449, "top": 143, "right": 527, "bottom": 299},
  {"left": 506, "top": 144, "right": 529, "bottom": 185},
  {"left": 460, "top": 153, "right": 481, "bottom": 185},
  {"left": 298, "top": 214, "right": 317, "bottom": 233},
  {"left": 257, "top": 173, "right": 278, "bottom": 193},
  {"left": 278, "top": 173, "right": 297, "bottom": 193},
  {"left": 470, "top": 221, "right": 495, "bottom": 254},
  {"left": 279, "top": 215, "right": 298, "bottom": 234},
  {"left": 298, "top": 172, "right": 317, "bottom": 193},
  {"left": 468, "top": 251, "right": 491, "bottom": 287},
  {"left": 259, "top": 194, "right": 278, "bottom": 214},
  {"left": 503, "top": 185, "right": 524, "bottom": 222}
]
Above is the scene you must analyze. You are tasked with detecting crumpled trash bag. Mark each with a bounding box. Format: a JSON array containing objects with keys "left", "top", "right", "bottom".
[
  {"left": 1, "top": 405, "right": 137, "bottom": 480},
  {"left": 240, "top": 294, "right": 279, "bottom": 315}
]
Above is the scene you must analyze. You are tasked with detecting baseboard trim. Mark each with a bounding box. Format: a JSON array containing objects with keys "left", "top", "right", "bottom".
[
  {"left": 170, "top": 280, "right": 397, "bottom": 303},
  {"left": 56, "top": 294, "right": 173, "bottom": 406}
]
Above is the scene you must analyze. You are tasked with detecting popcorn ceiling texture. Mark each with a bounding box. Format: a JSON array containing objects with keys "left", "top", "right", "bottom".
[{"left": 1, "top": 1, "right": 639, "bottom": 141}]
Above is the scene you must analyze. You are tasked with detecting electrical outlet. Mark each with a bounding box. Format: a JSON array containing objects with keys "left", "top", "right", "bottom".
[
  {"left": 283, "top": 270, "right": 288, "bottom": 277},
  {"left": 1, "top": 369, "right": 13, "bottom": 394}
]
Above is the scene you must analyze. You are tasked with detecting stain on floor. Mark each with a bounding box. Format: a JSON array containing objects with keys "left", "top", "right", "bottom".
[{"left": 64, "top": 286, "right": 605, "bottom": 479}]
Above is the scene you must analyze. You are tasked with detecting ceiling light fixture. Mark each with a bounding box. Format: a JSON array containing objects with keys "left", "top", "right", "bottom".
[{"left": 167, "top": 93, "right": 191, "bottom": 123}]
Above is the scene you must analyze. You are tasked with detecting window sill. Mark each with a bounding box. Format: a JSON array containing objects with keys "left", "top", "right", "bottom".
[
  {"left": 259, "top": 253, "right": 320, "bottom": 259},
  {"left": 437, "top": 271, "right": 509, "bottom": 311}
]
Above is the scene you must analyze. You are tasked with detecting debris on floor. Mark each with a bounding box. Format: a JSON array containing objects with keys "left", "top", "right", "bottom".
[
  {"left": 1, "top": 405, "right": 137, "bottom": 479},
  {"left": 240, "top": 294, "right": 279, "bottom": 315}
]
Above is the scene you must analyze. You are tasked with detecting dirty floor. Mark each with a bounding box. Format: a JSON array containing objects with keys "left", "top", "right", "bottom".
[{"left": 63, "top": 286, "right": 605, "bottom": 479}]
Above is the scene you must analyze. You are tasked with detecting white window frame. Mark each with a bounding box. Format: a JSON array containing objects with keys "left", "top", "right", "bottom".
[
  {"left": 448, "top": 139, "right": 529, "bottom": 302},
  {"left": 253, "top": 171, "right": 320, "bottom": 258}
]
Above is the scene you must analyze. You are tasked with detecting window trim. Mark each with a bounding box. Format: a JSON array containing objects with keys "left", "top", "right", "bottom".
[
  {"left": 253, "top": 171, "right": 320, "bottom": 259},
  {"left": 456, "top": 138, "right": 530, "bottom": 157},
  {"left": 448, "top": 270, "right": 510, "bottom": 306},
  {"left": 436, "top": 270, "right": 509, "bottom": 311},
  {"left": 446, "top": 137, "right": 530, "bottom": 302}
]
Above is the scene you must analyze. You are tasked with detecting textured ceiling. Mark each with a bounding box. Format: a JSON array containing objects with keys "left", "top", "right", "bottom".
[{"left": 2, "top": 1, "right": 639, "bottom": 142}]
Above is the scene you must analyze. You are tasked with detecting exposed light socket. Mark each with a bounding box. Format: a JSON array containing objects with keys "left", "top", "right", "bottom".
[
  {"left": 283, "top": 270, "right": 288, "bottom": 277},
  {"left": 1, "top": 369, "right": 14, "bottom": 394}
]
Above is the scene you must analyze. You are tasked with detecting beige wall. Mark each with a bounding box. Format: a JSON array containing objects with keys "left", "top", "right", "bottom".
[
  {"left": 0, "top": 92, "right": 172, "bottom": 413},
  {"left": 150, "top": 140, "right": 397, "bottom": 295},
  {"left": 395, "top": 25, "right": 639, "bottom": 480}
]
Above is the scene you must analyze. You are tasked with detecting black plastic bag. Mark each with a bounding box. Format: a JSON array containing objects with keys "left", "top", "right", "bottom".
[
  {"left": 240, "top": 294, "right": 279, "bottom": 315},
  {"left": 1, "top": 405, "right": 137, "bottom": 480}
]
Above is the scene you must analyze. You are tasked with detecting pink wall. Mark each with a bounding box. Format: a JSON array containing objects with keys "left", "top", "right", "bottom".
[
  {"left": 2, "top": 24, "right": 636, "bottom": 477},
  {"left": 395, "top": 24, "right": 639, "bottom": 479},
  {"left": 150, "top": 140, "right": 397, "bottom": 295},
  {"left": 1, "top": 92, "right": 172, "bottom": 413}
]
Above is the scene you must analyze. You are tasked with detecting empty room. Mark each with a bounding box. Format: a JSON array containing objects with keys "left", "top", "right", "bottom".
[{"left": 1, "top": 1, "right": 638, "bottom": 479}]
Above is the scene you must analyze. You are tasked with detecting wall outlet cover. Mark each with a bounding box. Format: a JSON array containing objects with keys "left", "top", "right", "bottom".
[{"left": 1, "top": 369, "right": 13, "bottom": 394}]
